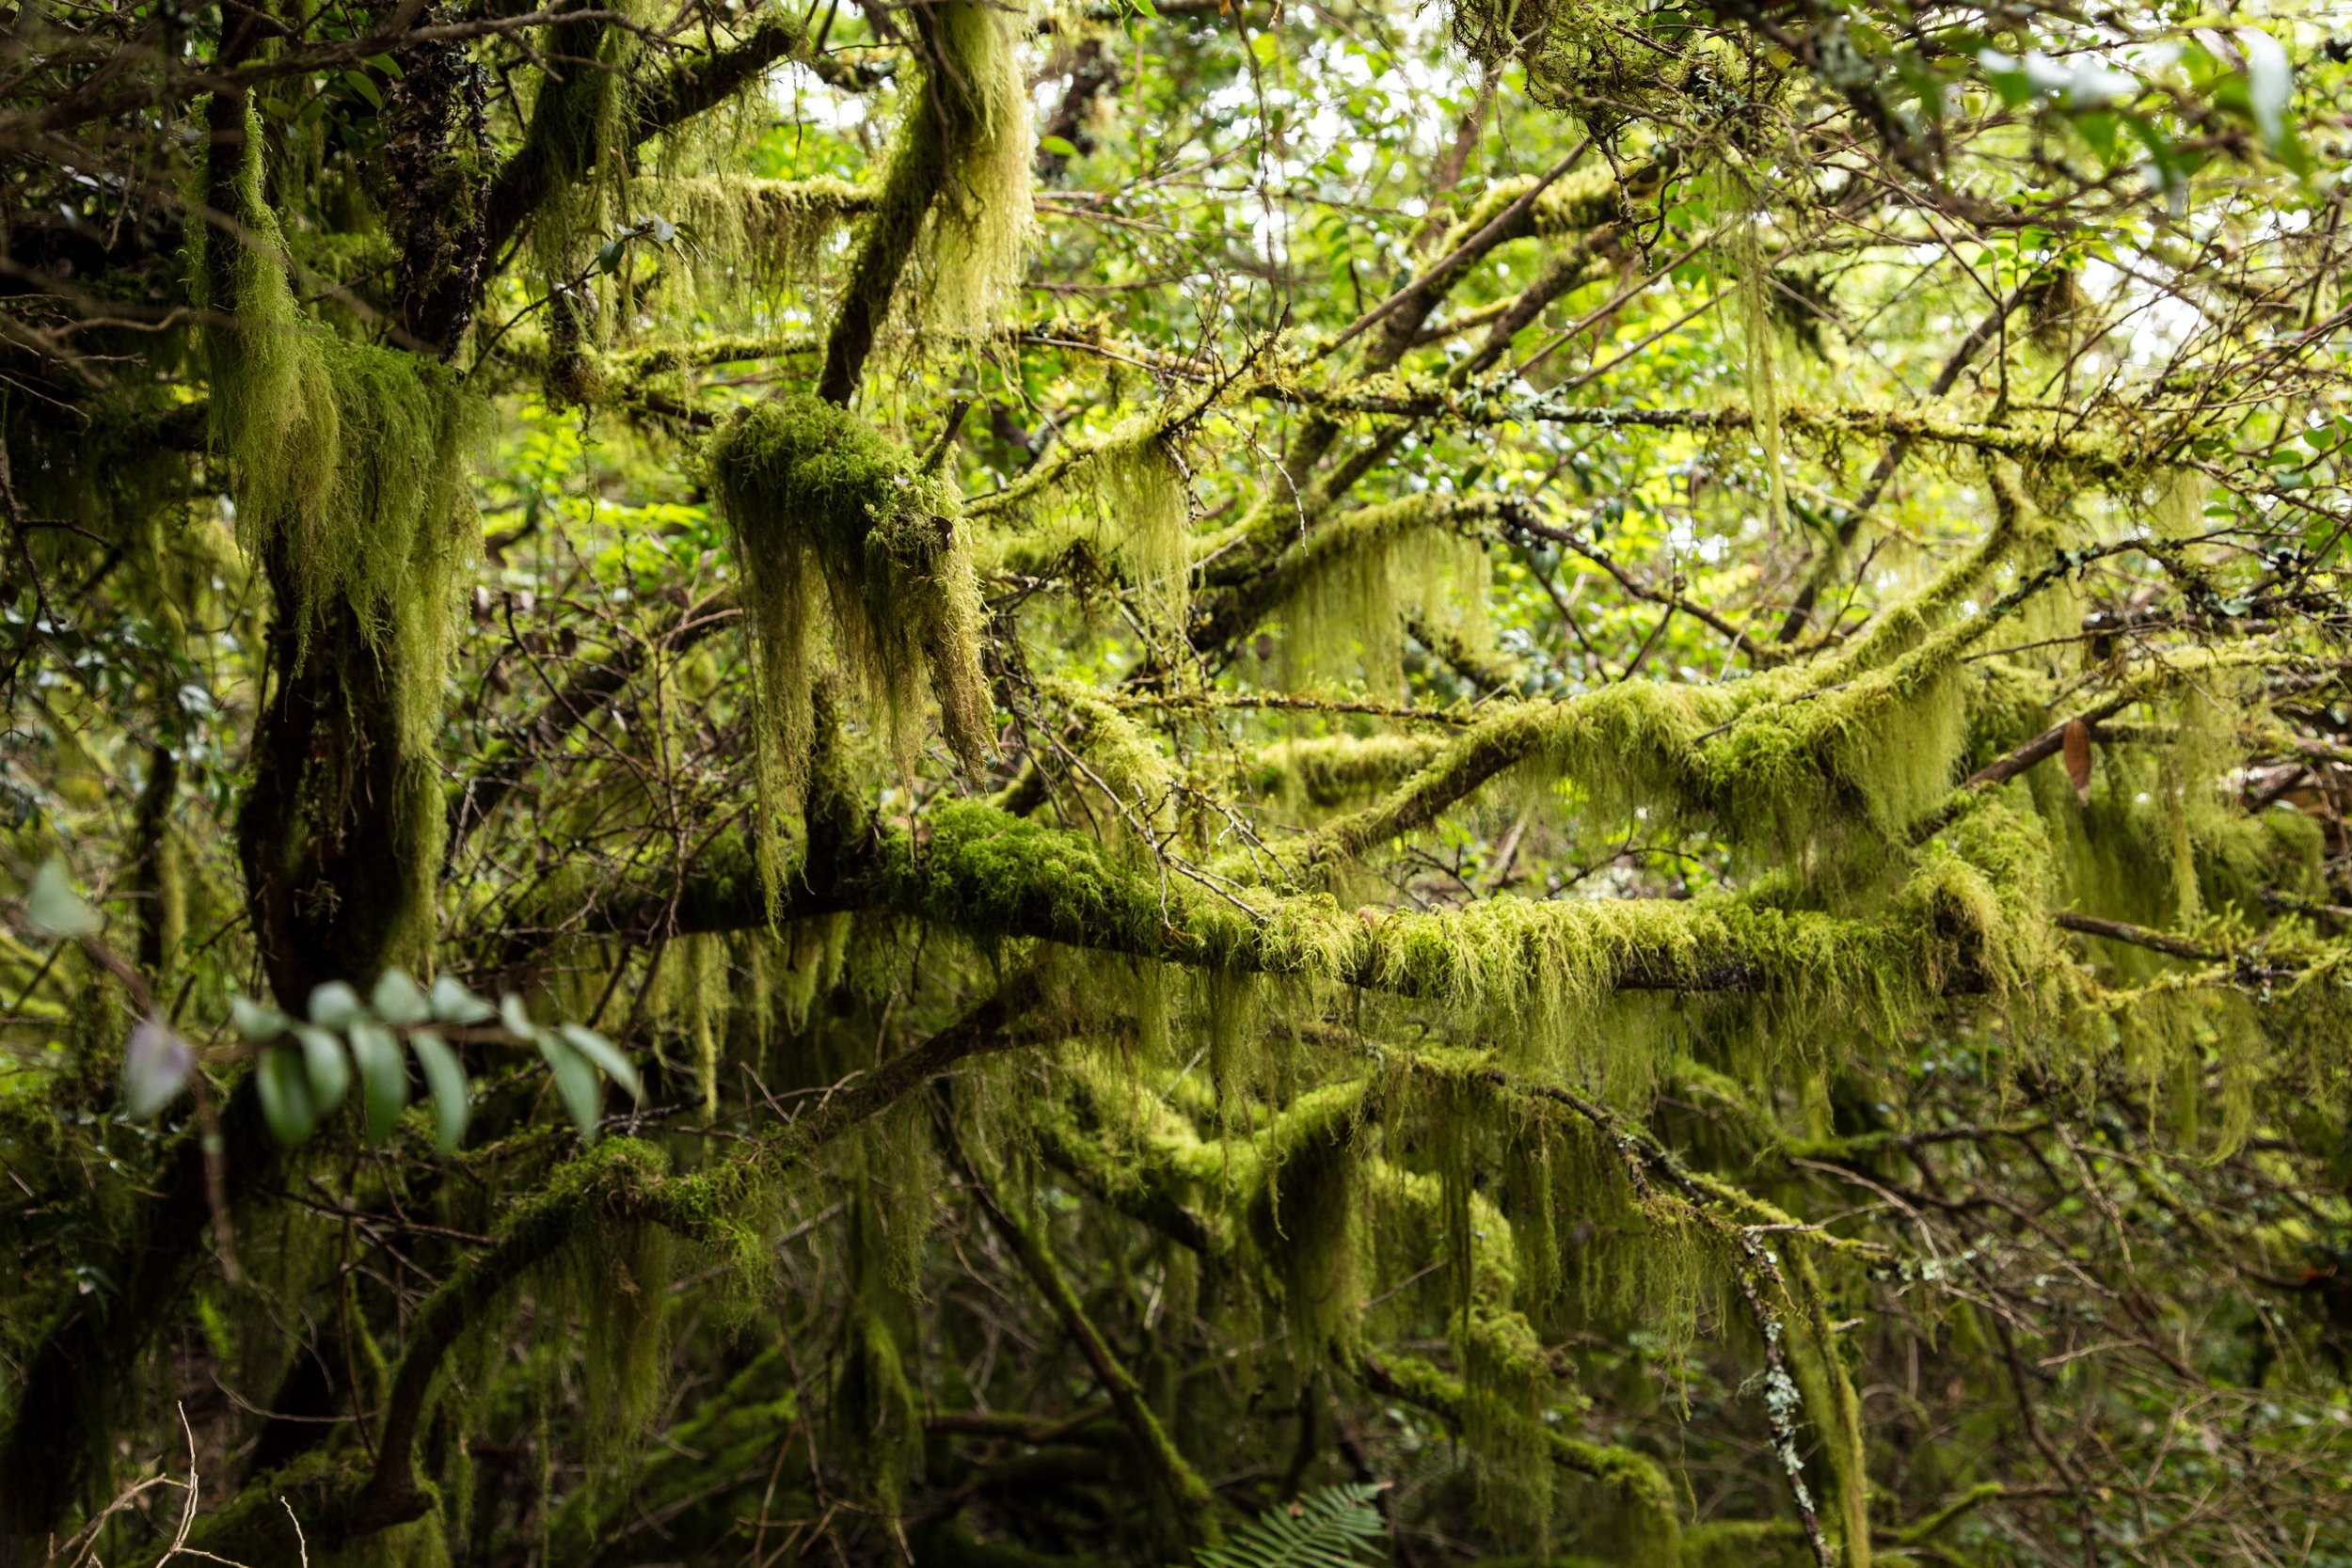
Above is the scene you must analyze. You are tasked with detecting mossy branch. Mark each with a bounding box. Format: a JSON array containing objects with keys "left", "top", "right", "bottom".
[
  {"left": 941, "top": 1100, "right": 1225, "bottom": 1544},
  {"left": 346, "top": 980, "right": 1030, "bottom": 1534},
  {"left": 481, "top": 12, "right": 824, "bottom": 273},
  {"left": 1246, "top": 385, "right": 2179, "bottom": 482},
  {"left": 1359, "top": 1350, "right": 1681, "bottom": 1555},
  {"left": 609, "top": 800, "right": 1995, "bottom": 1010}
]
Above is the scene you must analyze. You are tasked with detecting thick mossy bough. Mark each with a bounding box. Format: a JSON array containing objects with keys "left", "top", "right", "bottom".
[{"left": 707, "top": 391, "right": 993, "bottom": 888}]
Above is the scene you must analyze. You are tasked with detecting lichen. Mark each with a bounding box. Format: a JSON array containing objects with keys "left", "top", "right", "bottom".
[
  {"left": 1277, "top": 497, "right": 1495, "bottom": 695},
  {"left": 193, "top": 100, "right": 482, "bottom": 966},
  {"left": 1089, "top": 422, "right": 1191, "bottom": 637},
  {"left": 1249, "top": 734, "right": 1449, "bottom": 812},
  {"left": 707, "top": 392, "right": 993, "bottom": 890},
  {"left": 634, "top": 175, "right": 873, "bottom": 306},
  {"left": 918, "top": 0, "right": 1035, "bottom": 334}
]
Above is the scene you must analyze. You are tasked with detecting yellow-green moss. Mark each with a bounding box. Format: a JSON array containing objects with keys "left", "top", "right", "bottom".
[{"left": 707, "top": 392, "right": 993, "bottom": 890}]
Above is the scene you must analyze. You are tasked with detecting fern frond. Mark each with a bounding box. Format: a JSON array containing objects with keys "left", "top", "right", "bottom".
[{"left": 1195, "top": 1482, "right": 1388, "bottom": 1568}]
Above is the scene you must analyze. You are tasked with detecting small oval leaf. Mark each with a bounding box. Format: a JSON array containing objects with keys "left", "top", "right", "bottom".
[
  {"left": 559, "top": 1023, "right": 643, "bottom": 1102},
  {"left": 26, "top": 860, "right": 102, "bottom": 940},
  {"left": 500, "top": 993, "right": 536, "bottom": 1039},
  {"left": 294, "top": 1024, "right": 351, "bottom": 1116},
  {"left": 430, "top": 974, "right": 497, "bottom": 1025},
  {"left": 230, "top": 994, "right": 289, "bottom": 1043},
  {"left": 257, "top": 1045, "right": 320, "bottom": 1145},
  {"left": 123, "top": 1019, "right": 195, "bottom": 1118},
  {"left": 372, "top": 968, "right": 431, "bottom": 1027},
  {"left": 349, "top": 1020, "right": 409, "bottom": 1144},
  {"left": 309, "top": 981, "right": 366, "bottom": 1030},
  {"left": 537, "top": 1032, "right": 603, "bottom": 1143},
  {"left": 408, "top": 1030, "right": 470, "bottom": 1153},
  {"left": 2062, "top": 717, "right": 2094, "bottom": 803}
]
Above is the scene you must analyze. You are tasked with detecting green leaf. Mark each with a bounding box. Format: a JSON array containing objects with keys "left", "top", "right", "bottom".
[
  {"left": 1976, "top": 49, "right": 2032, "bottom": 108},
  {"left": 231, "top": 994, "right": 290, "bottom": 1042},
  {"left": 538, "top": 1031, "right": 604, "bottom": 1142},
  {"left": 348, "top": 1020, "right": 408, "bottom": 1144},
  {"left": 1194, "top": 1483, "right": 1387, "bottom": 1568},
  {"left": 1039, "top": 134, "right": 1081, "bottom": 157},
  {"left": 559, "top": 1023, "right": 643, "bottom": 1101},
  {"left": 342, "top": 70, "right": 383, "bottom": 110},
  {"left": 123, "top": 1019, "right": 194, "bottom": 1118},
  {"left": 2074, "top": 110, "right": 2119, "bottom": 163},
  {"left": 294, "top": 1024, "right": 351, "bottom": 1116},
  {"left": 257, "top": 1044, "right": 320, "bottom": 1145},
  {"left": 408, "top": 1030, "right": 470, "bottom": 1153},
  {"left": 431, "top": 974, "right": 496, "bottom": 1025},
  {"left": 25, "top": 859, "right": 101, "bottom": 940},
  {"left": 309, "top": 981, "right": 366, "bottom": 1030},
  {"left": 372, "top": 968, "right": 431, "bottom": 1026},
  {"left": 2238, "top": 27, "right": 2292, "bottom": 150}
]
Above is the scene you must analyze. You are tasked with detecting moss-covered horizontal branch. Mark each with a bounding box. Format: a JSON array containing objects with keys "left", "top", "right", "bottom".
[
  {"left": 623, "top": 800, "right": 1976, "bottom": 1006},
  {"left": 1243, "top": 384, "right": 2173, "bottom": 481}
]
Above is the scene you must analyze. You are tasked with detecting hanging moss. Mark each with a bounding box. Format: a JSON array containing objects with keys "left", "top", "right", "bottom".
[
  {"left": 632, "top": 175, "right": 874, "bottom": 304},
  {"left": 567, "top": 1223, "right": 675, "bottom": 1456},
  {"left": 193, "top": 101, "right": 482, "bottom": 968},
  {"left": 920, "top": 0, "right": 1035, "bottom": 334},
  {"left": 829, "top": 1302, "right": 923, "bottom": 1513},
  {"left": 1277, "top": 497, "right": 1496, "bottom": 695},
  {"left": 1249, "top": 1083, "right": 1370, "bottom": 1364},
  {"left": 1041, "top": 675, "right": 1179, "bottom": 838},
  {"left": 1249, "top": 734, "right": 1451, "bottom": 812},
  {"left": 1733, "top": 193, "right": 1787, "bottom": 536},
  {"left": 707, "top": 391, "right": 993, "bottom": 890},
  {"left": 1090, "top": 422, "right": 1191, "bottom": 637}
]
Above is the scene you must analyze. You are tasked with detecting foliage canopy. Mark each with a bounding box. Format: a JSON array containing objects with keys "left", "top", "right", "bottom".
[{"left": 4, "top": 0, "right": 2352, "bottom": 1563}]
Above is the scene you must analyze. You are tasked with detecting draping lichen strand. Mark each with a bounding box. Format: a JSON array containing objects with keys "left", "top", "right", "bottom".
[
  {"left": 1280, "top": 499, "right": 1495, "bottom": 694},
  {"left": 197, "top": 110, "right": 480, "bottom": 736},
  {"left": 1733, "top": 192, "right": 1787, "bottom": 535},
  {"left": 919, "top": 0, "right": 1035, "bottom": 333},
  {"left": 637, "top": 175, "right": 873, "bottom": 307},
  {"left": 195, "top": 102, "right": 481, "bottom": 964},
  {"left": 1092, "top": 424, "right": 1191, "bottom": 634},
  {"left": 707, "top": 392, "right": 993, "bottom": 884}
]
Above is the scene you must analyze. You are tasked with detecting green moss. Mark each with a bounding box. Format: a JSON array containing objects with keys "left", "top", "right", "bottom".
[
  {"left": 1249, "top": 734, "right": 1450, "bottom": 812},
  {"left": 1041, "top": 675, "right": 1179, "bottom": 837},
  {"left": 707, "top": 392, "right": 993, "bottom": 890},
  {"left": 1732, "top": 198, "right": 1787, "bottom": 534},
  {"left": 920, "top": 0, "right": 1034, "bottom": 333},
  {"left": 1090, "top": 423, "right": 1191, "bottom": 637},
  {"left": 636, "top": 174, "right": 874, "bottom": 304},
  {"left": 194, "top": 101, "right": 481, "bottom": 967},
  {"left": 1277, "top": 496, "right": 1496, "bottom": 694},
  {"left": 1678, "top": 1518, "right": 1813, "bottom": 1568},
  {"left": 830, "top": 1301, "right": 923, "bottom": 1513}
]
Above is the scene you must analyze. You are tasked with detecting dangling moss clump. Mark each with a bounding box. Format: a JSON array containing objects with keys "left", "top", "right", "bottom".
[
  {"left": 707, "top": 391, "right": 993, "bottom": 888},
  {"left": 194, "top": 100, "right": 482, "bottom": 965},
  {"left": 1732, "top": 191, "right": 1787, "bottom": 536},
  {"left": 1279, "top": 500, "right": 1494, "bottom": 694},
  {"left": 1041, "top": 675, "right": 1178, "bottom": 839},
  {"left": 777, "top": 912, "right": 854, "bottom": 1032},
  {"left": 648, "top": 176, "right": 872, "bottom": 294},
  {"left": 1249, "top": 734, "right": 1450, "bottom": 813},
  {"left": 1091, "top": 423, "right": 1191, "bottom": 637},
  {"left": 921, "top": 0, "right": 1035, "bottom": 334}
]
